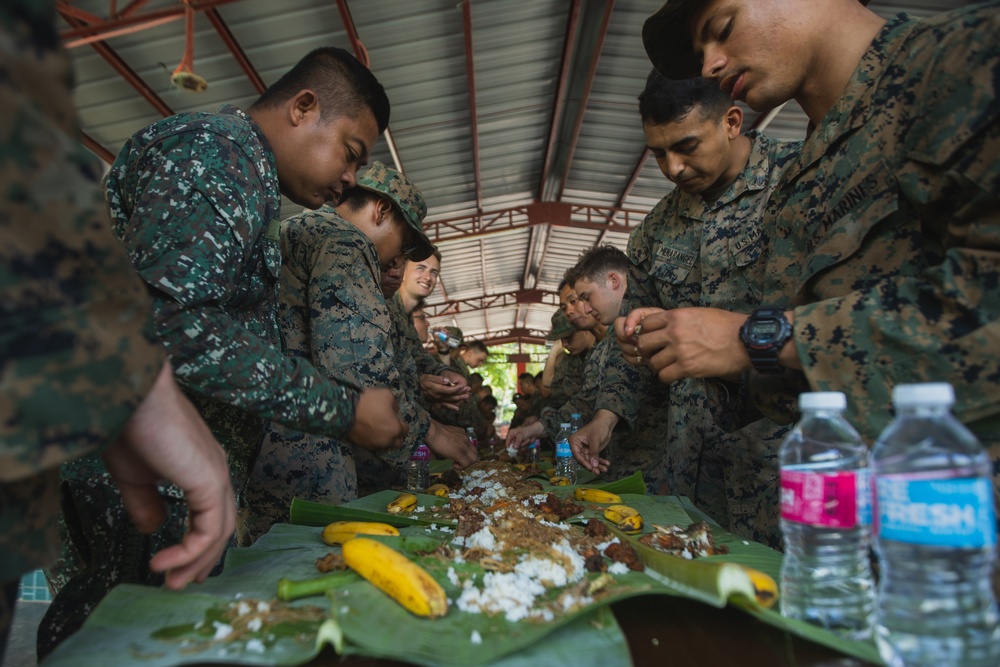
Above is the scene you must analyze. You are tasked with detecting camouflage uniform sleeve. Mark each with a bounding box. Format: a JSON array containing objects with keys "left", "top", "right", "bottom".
[
  {"left": 298, "top": 234, "right": 430, "bottom": 451},
  {"left": 0, "top": 4, "right": 164, "bottom": 483},
  {"left": 778, "top": 9, "right": 1000, "bottom": 435},
  {"left": 111, "top": 138, "right": 358, "bottom": 437},
  {"left": 540, "top": 339, "right": 608, "bottom": 438}
]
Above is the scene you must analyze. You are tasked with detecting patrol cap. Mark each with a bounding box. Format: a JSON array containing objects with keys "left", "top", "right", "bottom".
[
  {"left": 643, "top": 0, "right": 871, "bottom": 80},
  {"left": 546, "top": 310, "right": 576, "bottom": 341},
  {"left": 354, "top": 161, "right": 436, "bottom": 262}
]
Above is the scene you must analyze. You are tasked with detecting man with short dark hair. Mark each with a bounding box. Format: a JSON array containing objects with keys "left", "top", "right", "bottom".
[
  {"left": 582, "top": 70, "right": 799, "bottom": 545},
  {"left": 631, "top": 0, "right": 1000, "bottom": 486},
  {"left": 41, "top": 46, "right": 407, "bottom": 655}
]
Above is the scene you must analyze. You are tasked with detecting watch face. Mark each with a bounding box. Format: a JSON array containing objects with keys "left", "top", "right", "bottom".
[{"left": 747, "top": 319, "right": 780, "bottom": 346}]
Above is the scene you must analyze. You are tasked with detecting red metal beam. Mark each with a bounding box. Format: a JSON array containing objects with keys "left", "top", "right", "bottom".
[
  {"left": 596, "top": 147, "right": 650, "bottom": 247},
  {"left": 334, "top": 0, "right": 404, "bottom": 173},
  {"left": 118, "top": 0, "right": 153, "bottom": 19},
  {"left": 424, "top": 288, "right": 558, "bottom": 318},
  {"left": 461, "top": 0, "right": 483, "bottom": 212},
  {"left": 59, "top": 10, "right": 174, "bottom": 117},
  {"left": 555, "top": 0, "right": 614, "bottom": 200},
  {"left": 81, "top": 131, "right": 116, "bottom": 165},
  {"left": 423, "top": 201, "right": 647, "bottom": 245},
  {"left": 60, "top": 0, "right": 243, "bottom": 47},
  {"left": 536, "top": 0, "right": 580, "bottom": 200},
  {"left": 204, "top": 7, "right": 266, "bottom": 94}
]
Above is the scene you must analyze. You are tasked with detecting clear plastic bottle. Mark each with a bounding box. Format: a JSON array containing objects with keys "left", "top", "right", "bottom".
[
  {"left": 779, "top": 391, "right": 874, "bottom": 640},
  {"left": 526, "top": 439, "right": 540, "bottom": 464},
  {"left": 570, "top": 413, "right": 583, "bottom": 434},
  {"left": 872, "top": 383, "right": 1000, "bottom": 667},
  {"left": 465, "top": 427, "right": 478, "bottom": 454},
  {"left": 554, "top": 423, "right": 577, "bottom": 484},
  {"left": 406, "top": 444, "right": 430, "bottom": 492}
]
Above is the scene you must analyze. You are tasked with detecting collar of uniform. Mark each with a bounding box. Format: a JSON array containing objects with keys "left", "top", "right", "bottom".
[
  {"left": 216, "top": 104, "right": 281, "bottom": 219},
  {"left": 673, "top": 130, "right": 769, "bottom": 221},
  {"left": 797, "top": 14, "right": 917, "bottom": 167}
]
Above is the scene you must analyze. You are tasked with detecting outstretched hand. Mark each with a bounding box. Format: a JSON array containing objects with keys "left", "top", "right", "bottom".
[{"left": 105, "top": 363, "right": 236, "bottom": 590}]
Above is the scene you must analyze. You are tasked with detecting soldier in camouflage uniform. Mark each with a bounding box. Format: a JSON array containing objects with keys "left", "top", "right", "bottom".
[
  {"left": 579, "top": 73, "right": 800, "bottom": 546},
  {"left": 40, "top": 47, "right": 409, "bottom": 656},
  {"left": 508, "top": 247, "right": 670, "bottom": 491},
  {"left": 0, "top": 0, "right": 235, "bottom": 653},
  {"left": 245, "top": 163, "right": 476, "bottom": 539},
  {"left": 544, "top": 309, "right": 595, "bottom": 412},
  {"left": 634, "top": 0, "right": 1000, "bottom": 494}
]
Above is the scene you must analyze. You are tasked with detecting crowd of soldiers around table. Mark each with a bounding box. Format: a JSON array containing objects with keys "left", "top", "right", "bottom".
[{"left": 3, "top": 0, "right": 998, "bottom": 659}]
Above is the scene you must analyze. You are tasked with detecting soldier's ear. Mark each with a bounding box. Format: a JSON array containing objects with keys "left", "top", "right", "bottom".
[
  {"left": 723, "top": 105, "right": 743, "bottom": 139},
  {"left": 288, "top": 89, "right": 321, "bottom": 127}
]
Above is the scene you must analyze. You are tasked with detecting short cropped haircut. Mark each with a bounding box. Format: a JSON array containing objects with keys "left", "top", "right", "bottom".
[
  {"left": 557, "top": 278, "right": 569, "bottom": 292},
  {"left": 518, "top": 372, "right": 535, "bottom": 383},
  {"left": 638, "top": 69, "right": 731, "bottom": 128},
  {"left": 338, "top": 185, "right": 396, "bottom": 217},
  {"left": 251, "top": 47, "right": 390, "bottom": 133},
  {"left": 481, "top": 394, "right": 498, "bottom": 409},
  {"left": 466, "top": 340, "right": 489, "bottom": 354},
  {"left": 571, "top": 245, "right": 629, "bottom": 285}
]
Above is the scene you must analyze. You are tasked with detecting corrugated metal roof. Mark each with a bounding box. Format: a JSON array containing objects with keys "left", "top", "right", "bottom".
[{"left": 62, "top": 0, "right": 974, "bottom": 348}]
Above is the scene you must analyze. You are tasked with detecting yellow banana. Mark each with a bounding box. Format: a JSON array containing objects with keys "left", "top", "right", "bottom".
[
  {"left": 548, "top": 476, "right": 571, "bottom": 486},
  {"left": 742, "top": 566, "right": 778, "bottom": 608},
  {"left": 342, "top": 537, "right": 448, "bottom": 618},
  {"left": 603, "top": 505, "right": 644, "bottom": 533},
  {"left": 321, "top": 521, "right": 399, "bottom": 546},
  {"left": 425, "top": 483, "right": 450, "bottom": 497},
  {"left": 387, "top": 492, "right": 418, "bottom": 514},
  {"left": 574, "top": 487, "right": 622, "bottom": 504}
]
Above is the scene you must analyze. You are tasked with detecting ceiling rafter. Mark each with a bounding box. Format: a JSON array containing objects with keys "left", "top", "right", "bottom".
[
  {"left": 595, "top": 147, "right": 650, "bottom": 247},
  {"left": 536, "top": 0, "right": 580, "bottom": 201},
  {"left": 204, "top": 7, "right": 265, "bottom": 94},
  {"left": 423, "top": 201, "right": 646, "bottom": 245},
  {"left": 461, "top": 0, "right": 483, "bottom": 212},
  {"left": 59, "top": 0, "right": 242, "bottom": 48},
  {"left": 81, "top": 131, "right": 116, "bottom": 164},
  {"left": 335, "top": 0, "right": 404, "bottom": 173},
  {"left": 425, "top": 288, "right": 557, "bottom": 318},
  {"left": 58, "top": 7, "right": 174, "bottom": 125}
]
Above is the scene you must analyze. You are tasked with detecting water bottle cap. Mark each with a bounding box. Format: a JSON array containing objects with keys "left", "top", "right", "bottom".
[
  {"left": 892, "top": 382, "right": 954, "bottom": 407},
  {"left": 560, "top": 423, "right": 571, "bottom": 429},
  {"left": 571, "top": 413, "right": 581, "bottom": 419},
  {"left": 798, "top": 391, "right": 846, "bottom": 411}
]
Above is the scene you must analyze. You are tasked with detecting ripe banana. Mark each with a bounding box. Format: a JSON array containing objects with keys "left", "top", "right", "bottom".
[
  {"left": 603, "top": 505, "right": 644, "bottom": 533},
  {"left": 548, "top": 476, "right": 571, "bottom": 486},
  {"left": 425, "top": 483, "right": 450, "bottom": 497},
  {"left": 387, "top": 492, "right": 418, "bottom": 514},
  {"left": 321, "top": 521, "right": 399, "bottom": 546},
  {"left": 742, "top": 565, "right": 778, "bottom": 608},
  {"left": 342, "top": 537, "right": 448, "bottom": 618},
  {"left": 574, "top": 487, "right": 622, "bottom": 503}
]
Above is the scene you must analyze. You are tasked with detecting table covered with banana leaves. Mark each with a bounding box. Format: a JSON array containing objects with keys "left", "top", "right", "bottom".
[{"left": 42, "top": 463, "right": 884, "bottom": 667}]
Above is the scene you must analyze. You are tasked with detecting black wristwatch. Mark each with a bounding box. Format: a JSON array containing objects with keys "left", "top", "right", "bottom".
[{"left": 739, "top": 307, "right": 793, "bottom": 374}]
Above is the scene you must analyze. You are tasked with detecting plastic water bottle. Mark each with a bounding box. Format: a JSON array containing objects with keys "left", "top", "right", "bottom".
[
  {"left": 526, "top": 439, "right": 540, "bottom": 464},
  {"left": 554, "top": 423, "right": 577, "bottom": 484},
  {"left": 406, "top": 444, "right": 430, "bottom": 492},
  {"left": 779, "top": 391, "right": 874, "bottom": 640},
  {"left": 872, "top": 383, "right": 1000, "bottom": 667},
  {"left": 466, "top": 427, "right": 478, "bottom": 453},
  {"left": 570, "top": 413, "right": 583, "bottom": 434}
]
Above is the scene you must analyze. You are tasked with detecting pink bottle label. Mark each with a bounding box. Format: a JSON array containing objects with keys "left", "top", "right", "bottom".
[{"left": 781, "top": 470, "right": 864, "bottom": 528}]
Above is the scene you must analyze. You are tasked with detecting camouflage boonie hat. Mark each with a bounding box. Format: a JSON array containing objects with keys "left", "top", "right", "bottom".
[
  {"left": 355, "top": 161, "right": 436, "bottom": 261},
  {"left": 643, "top": 0, "right": 871, "bottom": 80},
  {"left": 546, "top": 310, "right": 576, "bottom": 341}
]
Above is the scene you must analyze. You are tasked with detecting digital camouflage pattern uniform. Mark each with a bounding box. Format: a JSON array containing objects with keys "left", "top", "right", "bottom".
[
  {"left": 540, "top": 335, "right": 669, "bottom": 491},
  {"left": 545, "top": 349, "right": 588, "bottom": 412},
  {"left": 0, "top": 0, "right": 164, "bottom": 648},
  {"left": 41, "top": 104, "right": 363, "bottom": 652},
  {"left": 614, "top": 130, "right": 801, "bottom": 547},
  {"left": 751, "top": 6, "right": 1000, "bottom": 499},
  {"left": 389, "top": 292, "right": 451, "bottom": 379},
  {"left": 246, "top": 163, "right": 434, "bottom": 539}
]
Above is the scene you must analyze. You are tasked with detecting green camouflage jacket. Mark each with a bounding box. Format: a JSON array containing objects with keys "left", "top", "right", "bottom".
[
  {"left": 754, "top": 7, "right": 1000, "bottom": 451},
  {"left": 0, "top": 0, "right": 163, "bottom": 578},
  {"left": 99, "top": 105, "right": 359, "bottom": 486},
  {"left": 611, "top": 130, "right": 800, "bottom": 542},
  {"left": 246, "top": 210, "right": 427, "bottom": 537}
]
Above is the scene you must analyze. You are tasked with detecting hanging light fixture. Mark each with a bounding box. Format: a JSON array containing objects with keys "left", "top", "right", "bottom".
[{"left": 171, "top": 0, "right": 208, "bottom": 92}]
